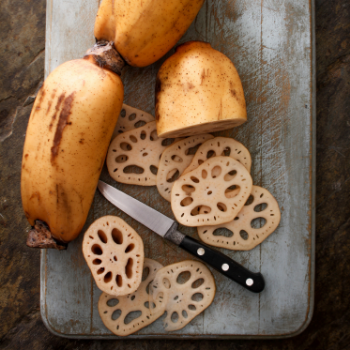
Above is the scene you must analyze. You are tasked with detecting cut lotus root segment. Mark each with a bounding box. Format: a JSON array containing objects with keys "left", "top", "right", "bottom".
[
  {"left": 112, "top": 104, "right": 154, "bottom": 139},
  {"left": 183, "top": 136, "right": 251, "bottom": 175},
  {"left": 151, "top": 260, "right": 216, "bottom": 332},
  {"left": 197, "top": 186, "right": 281, "bottom": 250},
  {"left": 157, "top": 134, "right": 214, "bottom": 201},
  {"left": 82, "top": 216, "right": 144, "bottom": 296},
  {"left": 171, "top": 156, "right": 253, "bottom": 227},
  {"left": 107, "top": 121, "right": 180, "bottom": 186},
  {"left": 98, "top": 258, "right": 165, "bottom": 336}
]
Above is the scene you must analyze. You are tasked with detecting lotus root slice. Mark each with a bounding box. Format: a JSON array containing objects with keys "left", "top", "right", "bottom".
[
  {"left": 171, "top": 156, "right": 253, "bottom": 227},
  {"left": 112, "top": 104, "right": 154, "bottom": 138},
  {"left": 183, "top": 136, "right": 252, "bottom": 174},
  {"left": 82, "top": 216, "right": 144, "bottom": 296},
  {"left": 197, "top": 186, "right": 281, "bottom": 250},
  {"left": 157, "top": 134, "right": 214, "bottom": 201},
  {"left": 98, "top": 258, "right": 165, "bottom": 336},
  {"left": 151, "top": 260, "right": 216, "bottom": 331},
  {"left": 107, "top": 121, "right": 180, "bottom": 186}
]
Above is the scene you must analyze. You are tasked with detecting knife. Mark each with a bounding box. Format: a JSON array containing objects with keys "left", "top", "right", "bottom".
[{"left": 97, "top": 180, "right": 265, "bottom": 293}]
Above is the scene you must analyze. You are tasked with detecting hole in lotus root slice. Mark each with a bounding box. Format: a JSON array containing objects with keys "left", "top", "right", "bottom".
[
  {"left": 245, "top": 195, "right": 254, "bottom": 206},
  {"left": 112, "top": 228, "right": 123, "bottom": 245},
  {"left": 191, "top": 279, "right": 204, "bottom": 289},
  {"left": 171, "top": 155, "right": 183, "bottom": 163},
  {"left": 107, "top": 298, "right": 119, "bottom": 307},
  {"left": 125, "top": 258, "right": 134, "bottom": 279},
  {"left": 98, "top": 230, "right": 107, "bottom": 244},
  {"left": 180, "top": 197, "right": 193, "bottom": 207},
  {"left": 195, "top": 206, "right": 212, "bottom": 216},
  {"left": 240, "top": 230, "right": 249, "bottom": 240},
  {"left": 151, "top": 260, "right": 216, "bottom": 332},
  {"left": 156, "top": 135, "right": 213, "bottom": 201},
  {"left": 166, "top": 169, "right": 180, "bottom": 183},
  {"left": 225, "top": 185, "right": 241, "bottom": 199},
  {"left": 83, "top": 216, "right": 144, "bottom": 297},
  {"left": 116, "top": 155, "right": 128, "bottom": 163},
  {"left": 213, "top": 228, "right": 233, "bottom": 238},
  {"left": 123, "top": 165, "right": 144, "bottom": 174},
  {"left": 251, "top": 217, "right": 267, "bottom": 229},
  {"left": 182, "top": 185, "right": 195, "bottom": 195},
  {"left": 120, "top": 142, "right": 132, "bottom": 151},
  {"left": 112, "top": 309, "right": 122, "bottom": 320},
  {"left": 125, "top": 244, "right": 135, "bottom": 253},
  {"left": 91, "top": 244, "right": 103, "bottom": 255},
  {"left": 254, "top": 203, "right": 268, "bottom": 212},
  {"left": 98, "top": 258, "right": 165, "bottom": 336},
  {"left": 217, "top": 202, "right": 227, "bottom": 212},
  {"left": 124, "top": 310, "right": 142, "bottom": 324},
  {"left": 171, "top": 157, "right": 252, "bottom": 227},
  {"left": 113, "top": 104, "right": 154, "bottom": 138},
  {"left": 104, "top": 271, "right": 113, "bottom": 283},
  {"left": 211, "top": 166, "right": 222, "bottom": 178},
  {"left": 107, "top": 121, "right": 179, "bottom": 186},
  {"left": 176, "top": 271, "right": 191, "bottom": 284},
  {"left": 197, "top": 186, "right": 281, "bottom": 250},
  {"left": 150, "top": 165, "right": 158, "bottom": 175},
  {"left": 128, "top": 113, "right": 137, "bottom": 121},
  {"left": 191, "top": 293, "right": 204, "bottom": 302},
  {"left": 183, "top": 137, "right": 252, "bottom": 175},
  {"left": 224, "top": 170, "right": 237, "bottom": 182},
  {"left": 171, "top": 312, "right": 179, "bottom": 323}
]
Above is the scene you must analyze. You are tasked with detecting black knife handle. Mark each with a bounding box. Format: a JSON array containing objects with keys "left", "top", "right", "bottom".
[{"left": 179, "top": 235, "right": 265, "bottom": 293}]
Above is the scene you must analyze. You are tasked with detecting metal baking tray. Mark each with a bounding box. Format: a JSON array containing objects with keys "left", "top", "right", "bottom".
[{"left": 41, "top": 0, "right": 315, "bottom": 339}]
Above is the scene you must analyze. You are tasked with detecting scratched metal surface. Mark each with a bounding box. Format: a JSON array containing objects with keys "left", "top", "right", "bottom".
[{"left": 40, "top": 0, "right": 315, "bottom": 339}]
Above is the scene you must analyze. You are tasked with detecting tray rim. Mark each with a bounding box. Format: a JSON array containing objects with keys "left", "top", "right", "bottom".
[{"left": 40, "top": 0, "right": 316, "bottom": 340}]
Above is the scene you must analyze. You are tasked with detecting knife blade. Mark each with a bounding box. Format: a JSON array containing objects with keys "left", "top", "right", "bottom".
[{"left": 98, "top": 180, "right": 265, "bottom": 293}]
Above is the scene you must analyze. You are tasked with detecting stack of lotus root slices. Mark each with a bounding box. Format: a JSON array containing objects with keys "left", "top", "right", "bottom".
[
  {"left": 106, "top": 104, "right": 281, "bottom": 252},
  {"left": 83, "top": 215, "right": 215, "bottom": 336},
  {"left": 83, "top": 104, "right": 281, "bottom": 336}
]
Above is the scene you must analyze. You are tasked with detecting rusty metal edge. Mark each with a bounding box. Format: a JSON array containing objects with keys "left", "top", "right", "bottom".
[{"left": 40, "top": 0, "right": 316, "bottom": 339}]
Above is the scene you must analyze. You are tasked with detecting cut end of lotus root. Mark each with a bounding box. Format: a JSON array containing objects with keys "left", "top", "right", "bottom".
[
  {"left": 82, "top": 216, "right": 144, "bottom": 296},
  {"left": 157, "top": 119, "right": 246, "bottom": 139},
  {"left": 197, "top": 186, "right": 281, "bottom": 250},
  {"left": 107, "top": 121, "right": 180, "bottom": 186},
  {"left": 151, "top": 260, "right": 216, "bottom": 332},
  {"left": 171, "top": 156, "right": 253, "bottom": 227},
  {"left": 98, "top": 258, "right": 165, "bottom": 336},
  {"left": 157, "top": 134, "right": 214, "bottom": 201},
  {"left": 112, "top": 104, "right": 154, "bottom": 139},
  {"left": 183, "top": 136, "right": 252, "bottom": 175}
]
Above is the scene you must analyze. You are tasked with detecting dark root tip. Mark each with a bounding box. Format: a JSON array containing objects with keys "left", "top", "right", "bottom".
[{"left": 26, "top": 220, "right": 67, "bottom": 250}]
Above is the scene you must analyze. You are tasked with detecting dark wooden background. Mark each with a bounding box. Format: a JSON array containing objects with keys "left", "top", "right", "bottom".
[{"left": 1, "top": 0, "right": 349, "bottom": 349}]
